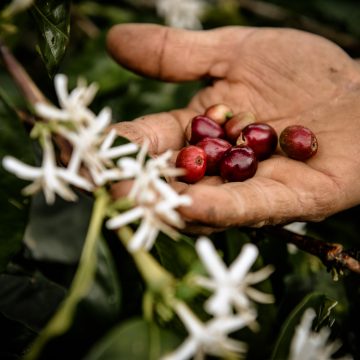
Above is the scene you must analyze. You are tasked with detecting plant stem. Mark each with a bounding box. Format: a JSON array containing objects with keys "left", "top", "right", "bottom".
[
  {"left": 117, "top": 227, "right": 175, "bottom": 292},
  {"left": 263, "top": 226, "right": 360, "bottom": 275},
  {"left": 0, "top": 39, "right": 47, "bottom": 105},
  {"left": 24, "top": 189, "right": 109, "bottom": 360}
]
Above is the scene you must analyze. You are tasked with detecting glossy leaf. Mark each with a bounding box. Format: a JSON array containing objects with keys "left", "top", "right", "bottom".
[
  {"left": 38, "top": 237, "right": 122, "bottom": 360},
  {"left": 85, "top": 318, "right": 180, "bottom": 360},
  {"left": 0, "top": 264, "right": 66, "bottom": 333},
  {"left": 24, "top": 192, "right": 94, "bottom": 264},
  {"left": 155, "top": 233, "right": 197, "bottom": 278},
  {"left": 30, "top": 0, "right": 71, "bottom": 77},
  {"left": 25, "top": 192, "right": 110, "bottom": 360}
]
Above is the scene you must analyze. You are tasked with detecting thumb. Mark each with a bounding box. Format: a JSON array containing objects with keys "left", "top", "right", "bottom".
[
  {"left": 111, "top": 107, "right": 196, "bottom": 155},
  {"left": 106, "top": 23, "right": 251, "bottom": 81}
]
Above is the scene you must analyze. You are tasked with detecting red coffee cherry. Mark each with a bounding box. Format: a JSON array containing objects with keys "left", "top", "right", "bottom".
[
  {"left": 188, "top": 115, "right": 225, "bottom": 144},
  {"left": 237, "top": 123, "right": 278, "bottom": 160},
  {"left": 224, "top": 112, "right": 256, "bottom": 144},
  {"left": 176, "top": 146, "right": 207, "bottom": 183},
  {"left": 196, "top": 137, "right": 232, "bottom": 175},
  {"left": 279, "top": 125, "right": 318, "bottom": 161},
  {"left": 220, "top": 146, "right": 258, "bottom": 182},
  {"left": 204, "top": 104, "right": 233, "bottom": 125}
]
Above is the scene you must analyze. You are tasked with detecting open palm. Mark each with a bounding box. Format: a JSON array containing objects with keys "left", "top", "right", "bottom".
[{"left": 107, "top": 24, "right": 360, "bottom": 231}]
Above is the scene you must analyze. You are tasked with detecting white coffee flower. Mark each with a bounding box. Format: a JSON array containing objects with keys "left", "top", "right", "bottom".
[
  {"left": 34, "top": 74, "right": 98, "bottom": 124},
  {"left": 156, "top": 0, "right": 207, "bottom": 29},
  {"left": 195, "top": 237, "right": 274, "bottom": 317},
  {"left": 106, "top": 141, "right": 192, "bottom": 252},
  {"left": 2, "top": 134, "right": 93, "bottom": 204},
  {"left": 59, "top": 108, "right": 138, "bottom": 185},
  {"left": 289, "top": 308, "right": 352, "bottom": 360},
  {"left": 161, "top": 301, "right": 254, "bottom": 360}
]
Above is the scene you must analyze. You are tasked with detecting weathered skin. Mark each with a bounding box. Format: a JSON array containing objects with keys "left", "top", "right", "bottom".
[{"left": 107, "top": 23, "right": 360, "bottom": 233}]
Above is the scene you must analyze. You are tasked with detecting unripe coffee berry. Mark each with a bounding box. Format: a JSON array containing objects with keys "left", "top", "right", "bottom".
[
  {"left": 188, "top": 115, "right": 225, "bottom": 144},
  {"left": 224, "top": 112, "right": 257, "bottom": 144},
  {"left": 279, "top": 125, "right": 318, "bottom": 161},
  {"left": 196, "top": 137, "right": 232, "bottom": 175},
  {"left": 176, "top": 146, "right": 207, "bottom": 183},
  {"left": 220, "top": 146, "right": 258, "bottom": 182},
  {"left": 237, "top": 123, "right": 278, "bottom": 160},
  {"left": 204, "top": 104, "right": 233, "bottom": 125}
]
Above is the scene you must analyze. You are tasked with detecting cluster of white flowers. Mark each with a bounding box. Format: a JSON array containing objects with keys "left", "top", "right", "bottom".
[
  {"left": 2, "top": 74, "right": 138, "bottom": 204},
  {"left": 2, "top": 74, "right": 192, "bottom": 253},
  {"left": 106, "top": 140, "right": 192, "bottom": 252},
  {"left": 289, "top": 308, "right": 352, "bottom": 360},
  {"left": 163, "top": 237, "right": 274, "bottom": 360},
  {"left": 155, "top": 0, "right": 207, "bottom": 29}
]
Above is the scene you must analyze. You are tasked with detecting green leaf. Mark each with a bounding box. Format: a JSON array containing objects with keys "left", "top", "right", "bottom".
[
  {"left": 0, "top": 264, "right": 66, "bottom": 333},
  {"left": 38, "top": 237, "right": 122, "bottom": 360},
  {"left": 82, "top": 237, "right": 122, "bottom": 322},
  {"left": 0, "top": 312, "right": 37, "bottom": 360},
  {"left": 85, "top": 318, "right": 181, "bottom": 360},
  {"left": 24, "top": 192, "right": 94, "bottom": 264},
  {"left": 271, "top": 292, "right": 338, "bottom": 360},
  {"left": 155, "top": 233, "right": 197, "bottom": 278},
  {"left": 0, "top": 93, "right": 34, "bottom": 273},
  {"left": 30, "top": 0, "right": 71, "bottom": 77},
  {"left": 25, "top": 191, "right": 110, "bottom": 360}
]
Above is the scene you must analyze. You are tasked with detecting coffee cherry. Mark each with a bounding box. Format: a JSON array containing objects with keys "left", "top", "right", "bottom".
[
  {"left": 204, "top": 104, "right": 233, "bottom": 125},
  {"left": 188, "top": 115, "right": 225, "bottom": 144},
  {"left": 220, "top": 146, "right": 258, "bottom": 182},
  {"left": 224, "top": 112, "right": 256, "bottom": 143},
  {"left": 176, "top": 146, "right": 207, "bottom": 183},
  {"left": 279, "top": 125, "right": 318, "bottom": 161},
  {"left": 196, "top": 137, "right": 232, "bottom": 175},
  {"left": 237, "top": 123, "right": 278, "bottom": 160}
]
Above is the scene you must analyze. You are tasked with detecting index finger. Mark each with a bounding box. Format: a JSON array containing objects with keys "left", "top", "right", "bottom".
[{"left": 107, "top": 23, "right": 253, "bottom": 81}]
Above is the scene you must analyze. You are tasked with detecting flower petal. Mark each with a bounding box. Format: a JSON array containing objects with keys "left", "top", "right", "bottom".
[
  {"left": 128, "top": 218, "right": 155, "bottom": 252},
  {"left": 58, "top": 169, "right": 94, "bottom": 191},
  {"left": 34, "top": 102, "right": 70, "bottom": 121},
  {"left": 195, "top": 237, "right": 229, "bottom": 281},
  {"left": 106, "top": 206, "right": 144, "bottom": 229},
  {"left": 100, "top": 142, "right": 138, "bottom": 160},
  {"left": 205, "top": 289, "right": 233, "bottom": 317},
  {"left": 229, "top": 243, "right": 259, "bottom": 282},
  {"left": 54, "top": 74, "right": 69, "bottom": 108},
  {"left": 161, "top": 337, "right": 198, "bottom": 360},
  {"left": 174, "top": 302, "right": 205, "bottom": 338},
  {"left": 2, "top": 156, "right": 42, "bottom": 180}
]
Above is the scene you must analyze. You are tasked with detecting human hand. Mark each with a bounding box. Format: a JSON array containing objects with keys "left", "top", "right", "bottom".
[{"left": 107, "top": 23, "right": 360, "bottom": 233}]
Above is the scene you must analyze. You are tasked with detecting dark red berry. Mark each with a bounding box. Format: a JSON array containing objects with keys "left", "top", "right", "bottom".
[
  {"left": 204, "top": 104, "right": 233, "bottom": 125},
  {"left": 220, "top": 146, "right": 258, "bottom": 182},
  {"left": 224, "top": 112, "right": 256, "bottom": 144},
  {"left": 196, "top": 137, "right": 232, "bottom": 175},
  {"left": 237, "top": 123, "right": 278, "bottom": 160},
  {"left": 279, "top": 125, "right": 318, "bottom": 161},
  {"left": 189, "top": 115, "right": 225, "bottom": 144},
  {"left": 176, "top": 146, "right": 207, "bottom": 183}
]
